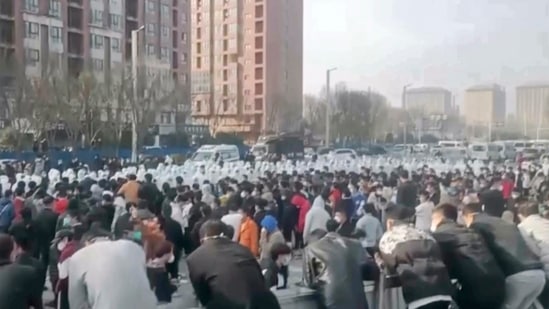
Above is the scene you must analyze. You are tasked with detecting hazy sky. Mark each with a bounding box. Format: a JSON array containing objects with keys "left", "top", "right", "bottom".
[{"left": 303, "top": 0, "right": 549, "bottom": 112}]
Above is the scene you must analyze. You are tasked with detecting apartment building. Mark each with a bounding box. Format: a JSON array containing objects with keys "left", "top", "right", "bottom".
[
  {"left": 516, "top": 84, "right": 549, "bottom": 131},
  {"left": 405, "top": 87, "right": 453, "bottom": 115},
  {"left": 463, "top": 84, "right": 506, "bottom": 126},
  {"left": 0, "top": 0, "right": 190, "bottom": 134},
  {"left": 190, "top": 0, "right": 304, "bottom": 140}
]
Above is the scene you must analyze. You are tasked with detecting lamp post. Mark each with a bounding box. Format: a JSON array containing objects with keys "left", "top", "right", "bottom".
[
  {"left": 401, "top": 84, "right": 412, "bottom": 144},
  {"left": 131, "top": 25, "right": 145, "bottom": 163},
  {"left": 325, "top": 67, "right": 337, "bottom": 146}
]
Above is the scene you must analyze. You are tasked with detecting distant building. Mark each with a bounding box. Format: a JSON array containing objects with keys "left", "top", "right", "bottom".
[
  {"left": 405, "top": 87, "right": 452, "bottom": 115},
  {"left": 516, "top": 84, "right": 549, "bottom": 131},
  {"left": 463, "top": 84, "right": 506, "bottom": 126}
]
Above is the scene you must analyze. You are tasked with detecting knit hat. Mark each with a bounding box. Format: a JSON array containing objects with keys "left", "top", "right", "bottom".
[{"left": 261, "top": 215, "right": 278, "bottom": 233}]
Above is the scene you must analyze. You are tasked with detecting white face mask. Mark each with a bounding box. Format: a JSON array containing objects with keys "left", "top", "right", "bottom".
[
  {"left": 430, "top": 224, "right": 438, "bottom": 233},
  {"left": 279, "top": 254, "right": 291, "bottom": 266},
  {"left": 281, "top": 196, "right": 287, "bottom": 201},
  {"left": 240, "top": 192, "right": 248, "bottom": 198},
  {"left": 57, "top": 239, "right": 67, "bottom": 251},
  {"left": 334, "top": 215, "right": 342, "bottom": 223},
  {"left": 168, "top": 254, "right": 175, "bottom": 263}
]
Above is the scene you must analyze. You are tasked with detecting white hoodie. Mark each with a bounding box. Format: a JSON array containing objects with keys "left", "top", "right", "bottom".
[{"left": 303, "top": 195, "right": 331, "bottom": 244}]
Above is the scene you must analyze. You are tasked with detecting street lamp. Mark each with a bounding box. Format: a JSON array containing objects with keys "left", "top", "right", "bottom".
[
  {"left": 325, "top": 67, "right": 337, "bottom": 146},
  {"left": 401, "top": 84, "right": 412, "bottom": 144},
  {"left": 131, "top": 25, "right": 145, "bottom": 163}
]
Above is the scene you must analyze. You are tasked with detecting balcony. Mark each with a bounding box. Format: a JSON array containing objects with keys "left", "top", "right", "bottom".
[
  {"left": 67, "top": 32, "right": 83, "bottom": 55},
  {"left": 0, "top": 1, "right": 14, "bottom": 18},
  {"left": 68, "top": 0, "right": 83, "bottom": 8},
  {"left": 0, "top": 20, "right": 14, "bottom": 45},
  {"left": 68, "top": 7, "right": 83, "bottom": 30},
  {"left": 126, "top": 0, "right": 137, "bottom": 19}
]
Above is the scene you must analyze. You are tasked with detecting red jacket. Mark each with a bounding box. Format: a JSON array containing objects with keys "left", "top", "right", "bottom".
[
  {"left": 13, "top": 197, "right": 24, "bottom": 221},
  {"left": 501, "top": 179, "right": 514, "bottom": 199},
  {"left": 291, "top": 193, "right": 311, "bottom": 233},
  {"left": 54, "top": 197, "right": 69, "bottom": 215}
]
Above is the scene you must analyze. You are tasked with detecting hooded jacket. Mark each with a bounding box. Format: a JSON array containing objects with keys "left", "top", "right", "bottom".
[{"left": 303, "top": 196, "right": 330, "bottom": 245}]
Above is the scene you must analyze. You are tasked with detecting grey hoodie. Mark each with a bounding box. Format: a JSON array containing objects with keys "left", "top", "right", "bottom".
[{"left": 303, "top": 195, "right": 331, "bottom": 244}]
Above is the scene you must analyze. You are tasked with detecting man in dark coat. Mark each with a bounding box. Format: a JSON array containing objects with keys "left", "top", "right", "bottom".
[
  {"left": 0, "top": 234, "right": 43, "bottom": 309},
  {"left": 187, "top": 220, "right": 280, "bottom": 309},
  {"left": 34, "top": 196, "right": 59, "bottom": 270},
  {"left": 161, "top": 205, "right": 185, "bottom": 280},
  {"left": 11, "top": 226, "right": 46, "bottom": 301},
  {"left": 396, "top": 170, "right": 418, "bottom": 208},
  {"left": 431, "top": 203, "right": 505, "bottom": 309}
]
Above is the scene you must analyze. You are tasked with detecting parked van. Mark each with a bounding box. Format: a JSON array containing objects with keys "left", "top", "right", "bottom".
[
  {"left": 512, "top": 140, "right": 534, "bottom": 152},
  {"left": 438, "top": 140, "right": 467, "bottom": 149},
  {"left": 468, "top": 143, "right": 500, "bottom": 161},
  {"left": 191, "top": 144, "right": 240, "bottom": 164}
]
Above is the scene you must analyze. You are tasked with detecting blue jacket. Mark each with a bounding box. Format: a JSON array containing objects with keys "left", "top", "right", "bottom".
[
  {"left": 0, "top": 198, "right": 15, "bottom": 230},
  {"left": 351, "top": 193, "right": 365, "bottom": 218}
]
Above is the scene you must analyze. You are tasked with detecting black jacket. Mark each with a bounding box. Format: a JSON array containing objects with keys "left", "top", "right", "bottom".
[
  {"left": 0, "top": 260, "right": 43, "bottom": 309},
  {"left": 303, "top": 232, "right": 368, "bottom": 309},
  {"left": 470, "top": 213, "right": 543, "bottom": 276},
  {"left": 16, "top": 252, "right": 46, "bottom": 300},
  {"left": 187, "top": 238, "right": 279, "bottom": 309},
  {"left": 433, "top": 221, "right": 505, "bottom": 308},
  {"left": 379, "top": 225, "right": 453, "bottom": 305},
  {"left": 163, "top": 217, "right": 185, "bottom": 252},
  {"left": 396, "top": 181, "right": 418, "bottom": 208},
  {"left": 34, "top": 208, "right": 59, "bottom": 248},
  {"left": 479, "top": 190, "right": 506, "bottom": 217}
]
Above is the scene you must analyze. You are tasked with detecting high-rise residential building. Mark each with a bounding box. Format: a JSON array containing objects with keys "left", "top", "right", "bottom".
[
  {"left": 405, "top": 87, "right": 453, "bottom": 115},
  {"left": 190, "top": 0, "right": 303, "bottom": 141},
  {"left": 463, "top": 84, "right": 506, "bottom": 126},
  {"left": 0, "top": 0, "right": 190, "bottom": 133},
  {"left": 516, "top": 84, "right": 549, "bottom": 131}
]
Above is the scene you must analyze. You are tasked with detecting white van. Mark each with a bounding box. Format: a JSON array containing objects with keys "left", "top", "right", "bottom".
[
  {"left": 191, "top": 144, "right": 240, "bottom": 164},
  {"left": 512, "top": 140, "right": 534, "bottom": 152},
  {"left": 438, "top": 140, "right": 467, "bottom": 149},
  {"left": 468, "top": 143, "right": 500, "bottom": 161}
]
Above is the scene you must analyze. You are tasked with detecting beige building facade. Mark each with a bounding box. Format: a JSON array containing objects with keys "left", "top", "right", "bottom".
[
  {"left": 463, "top": 84, "right": 506, "bottom": 125},
  {"left": 516, "top": 84, "right": 549, "bottom": 130},
  {"left": 405, "top": 87, "right": 452, "bottom": 115},
  {"left": 190, "top": 0, "right": 303, "bottom": 140}
]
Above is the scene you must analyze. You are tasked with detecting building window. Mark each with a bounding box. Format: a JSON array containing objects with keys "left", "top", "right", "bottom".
[
  {"left": 25, "top": 49, "right": 40, "bottom": 66},
  {"left": 182, "top": 53, "right": 187, "bottom": 63},
  {"left": 110, "top": 14, "right": 121, "bottom": 30},
  {"left": 146, "top": 44, "right": 155, "bottom": 56},
  {"left": 196, "top": 100, "right": 202, "bottom": 112},
  {"left": 222, "top": 100, "right": 228, "bottom": 112},
  {"left": 162, "top": 26, "right": 169, "bottom": 37},
  {"left": 25, "top": 22, "right": 39, "bottom": 39},
  {"left": 160, "top": 47, "right": 169, "bottom": 60},
  {"left": 147, "top": 24, "right": 156, "bottom": 34},
  {"left": 50, "top": 26, "right": 62, "bottom": 43},
  {"left": 147, "top": 0, "right": 155, "bottom": 11},
  {"left": 181, "top": 32, "right": 187, "bottom": 43},
  {"left": 92, "top": 10, "right": 104, "bottom": 25},
  {"left": 92, "top": 59, "right": 104, "bottom": 71},
  {"left": 161, "top": 4, "right": 170, "bottom": 17},
  {"left": 254, "top": 98, "right": 263, "bottom": 110},
  {"left": 49, "top": 0, "right": 61, "bottom": 17},
  {"left": 160, "top": 112, "right": 171, "bottom": 124},
  {"left": 196, "top": 13, "right": 202, "bottom": 23},
  {"left": 24, "top": 0, "right": 39, "bottom": 13},
  {"left": 111, "top": 38, "right": 120, "bottom": 52},
  {"left": 91, "top": 34, "right": 104, "bottom": 49}
]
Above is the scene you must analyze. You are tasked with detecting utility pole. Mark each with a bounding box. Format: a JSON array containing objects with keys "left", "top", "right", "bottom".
[
  {"left": 401, "top": 84, "right": 411, "bottom": 145},
  {"left": 131, "top": 26, "right": 145, "bottom": 163},
  {"left": 325, "top": 67, "right": 337, "bottom": 146}
]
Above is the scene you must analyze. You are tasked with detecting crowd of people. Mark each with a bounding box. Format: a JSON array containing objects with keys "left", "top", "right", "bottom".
[{"left": 0, "top": 154, "right": 548, "bottom": 309}]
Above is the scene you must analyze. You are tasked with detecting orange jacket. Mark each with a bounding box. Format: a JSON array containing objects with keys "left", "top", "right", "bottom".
[{"left": 239, "top": 217, "right": 259, "bottom": 256}]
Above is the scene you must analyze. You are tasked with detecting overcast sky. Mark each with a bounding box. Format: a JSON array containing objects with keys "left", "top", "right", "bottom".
[{"left": 303, "top": 0, "right": 549, "bottom": 113}]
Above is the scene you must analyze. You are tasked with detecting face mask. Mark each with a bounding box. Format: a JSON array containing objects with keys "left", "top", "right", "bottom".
[
  {"left": 281, "top": 196, "right": 287, "bottom": 201},
  {"left": 430, "top": 223, "right": 438, "bottom": 233},
  {"left": 240, "top": 192, "right": 248, "bottom": 198},
  {"left": 334, "top": 216, "right": 342, "bottom": 223},
  {"left": 251, "top": 190, "right": 258, "bottom": 197},
  {"left": 57, "top": 239, "right": 67, "bottom": 251},
  {"left": 279, "top": 254, "right": 291, "bottom": 266},
  {"left": 511, "top": 193, "right": 519, "bottom": 199},
  {"left": 168, "top": 254, "right": 175, "bottom": 263}
]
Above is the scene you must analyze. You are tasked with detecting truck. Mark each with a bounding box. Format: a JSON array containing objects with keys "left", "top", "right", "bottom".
[{"left": 251, "top": 133, "right": 304, "bottom": 161}]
